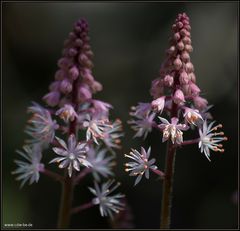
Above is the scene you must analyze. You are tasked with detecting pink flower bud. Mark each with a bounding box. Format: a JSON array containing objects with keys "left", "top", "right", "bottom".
[
  {"left": 180, "top": 29, "right": 187, "bottom": 36},
  {"left": 42, "top": 91, "right": 60, "bottom": 107},
  {"left": 151, "top": 96, "right": 165, "bottom": 113},
  {"left": 91, "top": 81, "right": 103, "bottom": 93},
  {"left": 181, "top": 51, "right": 190, "bottom": 62},
  {"left": 57, "top": 58, "right": 72, "bottom": 70},
  {"left": 74, "top": 38, "right": 83, "bottom": 47},
  {"left": 177, "top": 22, "right": 183, "bottom": 29},
  {"left": 69, "top": 32, "right": 76, "bottom": 39},
  {"left": 173, "top": 32, "right": 181, "bottom": 41},
  {"left": 69, "top": 66, "right": 79, "bottom": 80},
  {"left": 182, "top": 36, "right": 191, "bottom": 44},
  {"left": 185, "top": 44, "right": 193, "bottom": 52},
  {"left": 68, "top": 48, "right": 78, "bottom": 57},
  {"left": 60, "top": 79, "right": 72, "bottom": 94},
  {"left": 189, "top": 73, "right": 196, "bottom": 83},
  {"left": 177, "top": 41, "right": 184, "bottom": 50},
  {"left": 49, "top": 81, "right": 60, "bottom": 91},
  {"left": 179, "top": 71, "right": 190, "bottom": 85},
  {"left": 164, "top": 75, "right": 174, "bottom": 87},
  {"left": 193, "top": 96, "right": 208, "bottom": 110},
  {"left": 167, "top": 46, "right": 175, "bottom": 54},
  {"left": 55, "top": 69, "right": 66, "bottom": 80},
  {"left": 174, "top": 58, "right": 182, "bottom": 70},
  {"left": 185, "top": 62, "right": 194, "bottom": 73},
  {"left": 77, "top": 85, "right": 92, "bottom": 101},
  {"left": 173, "top": 89, "right": 185, "bottom": 105},
  {"left": 189, "top": 82, "right": 201, "bottom": 95}
]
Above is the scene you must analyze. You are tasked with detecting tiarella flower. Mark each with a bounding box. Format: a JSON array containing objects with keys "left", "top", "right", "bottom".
[
  {"left": 92, "top": 99, "right": 113, "bottom": 117},
  {"left": 151, "top": 96, "right": 165, "bottom": 113},
  {"left": 158, "top": 117, "right": 189, "bottom": 144},
  {"left": 86, "top": 147, "right": 115, "bottom": 181},
  {"left": 124, "top": 147, "right": 158, "bottom": 186},
  {"left": 50, "top": 134, "right": 91, "bottom": 177},
  {"left": 130, "top": 102, "right": 152, "bottom": 117},
  {"left": 89, "top": 180, "right": 125, "bottom": 219},
  {"left": 12, "top": 144, "right": 44, "bottom": 188},
  {"left": 25, "top": 102, "right": 59, "bottom": 146},
  {"left": 102, "top": 119, "right": 123, "bottom": 150},
  {"left": 198, "top": 120, "right": 227, "bottom": 161},
  {"left": 128, "top": 112, "right": 156, "bottom": 139},
  {"left": 82, "top": 114, "right": 111, "bottom": 144},
  {"left": 183, "top": 107, "right": 203, "bottom": 126},
  {"left": 55, "top": 104, "right": 78, "bottom": 123}
]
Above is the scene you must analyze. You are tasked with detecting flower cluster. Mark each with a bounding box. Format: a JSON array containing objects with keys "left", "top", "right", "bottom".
[
  {"left": 126, "top": 13, "right": 227, "bottom": 185},
  {"left": 13, "top": 18, "right": 124, "bottom": 220}
]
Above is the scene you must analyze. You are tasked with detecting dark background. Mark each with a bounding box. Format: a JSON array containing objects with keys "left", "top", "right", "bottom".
[{"left": 2, "top": 2, "right": 238, "bottom": 229}]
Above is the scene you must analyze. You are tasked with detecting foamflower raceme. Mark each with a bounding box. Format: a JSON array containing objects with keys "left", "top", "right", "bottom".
[{"left": 13, "top": 18, "right": 125, "bottom": 226}]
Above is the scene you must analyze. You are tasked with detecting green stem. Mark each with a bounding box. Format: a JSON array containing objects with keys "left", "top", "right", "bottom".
[{"left": 160, "top": 141, "right": 176, "bottom": 229}]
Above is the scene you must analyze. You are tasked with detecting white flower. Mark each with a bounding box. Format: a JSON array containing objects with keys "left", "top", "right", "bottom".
[
  {"left": 89, "top": 180, "right": 125, "bottom": 219},
  {"left": 55, "top": 104, "right": 78, "bottom": 123},
  {"left": 25, "top": 102, "right": 59, "bottom": 146},
  {"left": 125, "top": 147, "right": 158, "bottom": 186},
  {"left": 86, "top": 147, "right": 115, "bottom": 181},
  {"left": 12, "top": 144, "right": 44, "bottom": 188},
  {"left": 183, "top": 107, "right": 203, "bottom": 126},
  {"left": 50, "top": 134, "right": 91, "bottom": 177},
  {"left": 128, "top": 112, "right": 156, "bottom": 139},
  {"left": 158, "top": 117, "right": 189, "bottom": 144},
  {"left": 151, "top": 96, "right": 165, "bottom": 113},
  {"left": 83, "top": 114, "right": 112, "bottom": 144},
  {"left": 198, "top": 120, "right": 227, "bottom": 161}
]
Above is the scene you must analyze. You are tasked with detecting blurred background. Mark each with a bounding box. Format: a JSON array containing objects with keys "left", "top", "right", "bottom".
[{"left": 2, "top": 2, "right": 238, "bottom": 229}]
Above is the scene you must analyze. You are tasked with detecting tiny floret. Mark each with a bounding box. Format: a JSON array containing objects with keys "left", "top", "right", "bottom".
[
  {"left": 50, "top": 134, "right": 91, "bottom": 177},
  {"left": 12, "top": 144, "right": 44, "bottom": 188},
  {"left": 55, "top": 104, "right": 78, "bottom": 123},
  {"left": 198, "top": 120, "right": 227, "bottom": 161},
  {"left": 88, "top": 180, "right": 125, "bottom": 219},
  {"left": 158, "top": 117, "right": 189, "bottom": 144},
  {"left": 124, "top": 147, "right": 158, "bottom": 186}
]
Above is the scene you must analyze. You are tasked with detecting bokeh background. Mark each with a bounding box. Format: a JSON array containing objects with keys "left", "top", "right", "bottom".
[{"left": 2, "top": 2, "right": 238, "bottom": 229}]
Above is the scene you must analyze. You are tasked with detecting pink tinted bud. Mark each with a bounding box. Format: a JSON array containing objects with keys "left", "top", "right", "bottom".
[
  {"left": 179, "top": 71, "right": 190, "bottom": 85},
  {"left": 182, "top": 36, "right": 191, "bottom": 45},
  {"left": 181, "top": 51, "right": 190, "bottom": 62},
  {"left": 185, "top": 62, "right": 194, "bottom": 73},
  {"left": 193, "top": 96, "right": 208, "bottom": 110},
  {"left": 185, "top": 25, "right": 191, "bottom": 31},
  {"left": 60, "top": 79, "right": 72, "bottom": 94},
  {"left": 185, "top": 44, "right": 193, "bottom": 52},
  {"left": 177, "top": 41, "right": 184, "bottom": 50},
  {"left": 189, "top": 73, "right": 196, "bottom": 83},
  {"left": 151, "top": 96, "right": 165, "bottom": 113},
  {"left": 91, "top": 81, "right": 103, "bottom": 92},
  {"left": 167, "top": 46, "right": 175, "bottom": 54},
  {"left": 68, "top": 48, "right": 78, "bottom": 57},
  {"left": 69, "top": 32, "right": 76, "bottom": 39},
  {"left": 173, "top": 89, "right": 185, "bottom": 105},
  {"left": 77, "top": 85, "right": 92, "bottom": 101},
  {"left": 189, "top": 82, "right": 201, "bottom": 95},
  {"left": 74, "top": 38, "right": 83, "bottom": 47},
  {"left": 57, "top": 58, "right": 72, "bottom": 70},
  {"left": 49, "top": 81, "right": 60, "bottom": 91},
  {"left": 55, "top": 69, "right": 66, "bottom": 80},
  {"left": 42, "top": 91, "right": 60, "bottom": 107},
  {"left": 69, "top": 66, "right": 79, "bottom": 80},
  {"left": 164, "top": 75, "right": 174, "bottom": 87},
  {"left": 74, "top": 26, "right": 82, "bottom": 33},
  {"left": 86, "top": 50, "right": 94, "bottom": 58},
  {"left": 172, "top": 24, "right": 177, "bottom": 30},
  {"left": 180, "top": 29, "right": 187, "bottom": 36},
  {"left": 174, "top": 58, "right": 182, "bottom": 70},
  {"left": 177, "top": 22, "right": 183, "bottom": 29},
  {"left": 174, "top": 33, "right": 181, "bottom": 41}
]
